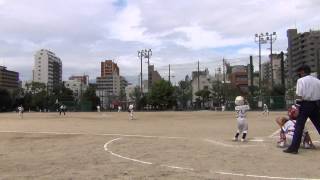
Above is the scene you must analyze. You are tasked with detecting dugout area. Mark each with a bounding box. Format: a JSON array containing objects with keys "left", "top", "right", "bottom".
[{"left": 0, "top": 111, "right": 319, "bottom": 180}]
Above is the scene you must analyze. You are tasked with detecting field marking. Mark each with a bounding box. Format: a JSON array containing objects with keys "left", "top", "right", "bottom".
[
  {"left": 214, "top": 171, "right": 320, "bottom": 180},
  {"left": 104, "top": 138, "right": 152, "bottom": 165},
  {"left": 204, "top": 139, "right": 263, "bottom": 148},
  {"left": 268, "top": 129, "right": 280, "bottom": 138},
  {"left": 104, "top": 138, "right": 194, "bottom": 171},
  {"left": 1, "top": 130, "right": 319, "bottom": 180},
  {"left": 0, "top": 130, "right": 186, "bottom": 139}
]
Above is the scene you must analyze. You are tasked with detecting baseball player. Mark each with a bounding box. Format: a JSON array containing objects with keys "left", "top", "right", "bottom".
[
  {"left": 234, "top": 96, "right": 250, "bottom": 142},
  {"left": 263, "top": 103, "right": 269, "bottom": 116},
  {"left": 59, "top": 104, "right": 66, "bottom": 116},
  {"left": 17, "top": 105, "right": 24, "bottom": 119},
  {"left": 128, "top": 104, "right": 134, "bottom": 120},
  {"left": 276, "top": 104, "right": 315, "bottom": 149}
]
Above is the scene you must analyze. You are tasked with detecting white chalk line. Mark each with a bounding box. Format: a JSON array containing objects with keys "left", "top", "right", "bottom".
[
  {"left": 104, "top": 138, "right": 194, "bottom": 171},
  {"left": 104, "top": 138, "right": 152, "bottom": 165},
  {"left": 214, "top": 171, "right": 320, "bottom": 180},
  {"left": 268, "top": 129, "right": 281, "bottom": 138},
  {"left": 0, "top": 130, "right": 186, "bottom": 140},
  {"left": 204, "top": 139, "right": 264, "bottom": 148},
  {"left": 4, "top": 130, "right": 319, "bottom": 179}
]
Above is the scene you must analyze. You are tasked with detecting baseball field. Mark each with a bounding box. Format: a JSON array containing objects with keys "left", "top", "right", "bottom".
[{"left": 0, "top": 111, "right": 319, "bottom": 180}]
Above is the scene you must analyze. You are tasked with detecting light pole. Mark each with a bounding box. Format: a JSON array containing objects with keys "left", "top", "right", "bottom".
[
  {"left": 254, "top": 33, "right": 267, "bottom": 92},
  {"left": 265, "top": 32, "right": 277, "bottom": 88},
  {"left": 137, "top": 50, "right": 145, "bottom": 94},
  {"left": 143, "top": 49, "right": 152, "bottom": 91}
]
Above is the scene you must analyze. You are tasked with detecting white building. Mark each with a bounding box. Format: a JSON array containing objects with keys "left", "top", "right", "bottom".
[
  {"left": 125, "top": 84, "right": 136, "bottom": 102},
  {"left": 33, "top": 49, "right": 62, "bottom": 91},
  {"left": 191, "top": 69, "right": 212, "bottom": 102},
  {"left": 96, "top": 74, "right": 121, "bottom": 109},
  {"left": 64, "top": 80, "right": 88, "bottom": 100}
]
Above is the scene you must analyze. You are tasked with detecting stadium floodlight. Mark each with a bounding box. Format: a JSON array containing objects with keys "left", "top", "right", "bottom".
[
  {"left": 138, "top": 50, "right": 145, "bottom": 94},
  {"left": 264, "top": 32, "right": 277, "bottom": 88},
  {"left": 254, "top": 33, "right": 268, "bottom": 92}
]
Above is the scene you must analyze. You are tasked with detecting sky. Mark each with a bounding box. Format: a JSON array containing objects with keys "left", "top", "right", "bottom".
[{"left": 0, "top": 0, "right": 319, "bottom": 84}]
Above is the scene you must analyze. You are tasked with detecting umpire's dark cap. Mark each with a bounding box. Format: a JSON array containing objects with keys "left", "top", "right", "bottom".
[{"left": 297, "top": 65, "right": 311, "bottom": 74}]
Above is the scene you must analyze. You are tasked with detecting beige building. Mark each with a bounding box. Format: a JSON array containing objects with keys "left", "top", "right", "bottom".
[
  {"left": 33, "top": 49, "right": 62, "bottom": 91},
  {"left": 191, "top": 69, "right": 211, "bottom": 102},
  {"left": 64, "top": 79, "right": 88, "bottom": 100}
]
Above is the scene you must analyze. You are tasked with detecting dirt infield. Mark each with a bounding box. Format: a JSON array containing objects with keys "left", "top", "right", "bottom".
[{"left": 0, "top": 111, "right": 319, "bottom": 180}]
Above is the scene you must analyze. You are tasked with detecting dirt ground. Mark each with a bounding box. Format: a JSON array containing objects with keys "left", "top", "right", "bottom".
[{"left": 0, "top": 111, "right": 319, "bottom": 180}]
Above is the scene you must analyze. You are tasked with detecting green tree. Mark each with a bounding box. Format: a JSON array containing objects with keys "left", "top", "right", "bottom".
[
  {"left": 195, "top": 88, "right": 211, "bottom": 108},
  {"left": 175, "top": 79, "right": 192, "bottom": 109},
  {"left": 147, "top": 79, "right": 176, "bottom": 110},
  {"left": 81, "top": 86, "right": 100, "bottom": 111},
  {"left": 24, "top": 82, "right": 47, "bottom": 110},
  {"left": 0, "top": 88, "right": 12, "bottom": 111}
]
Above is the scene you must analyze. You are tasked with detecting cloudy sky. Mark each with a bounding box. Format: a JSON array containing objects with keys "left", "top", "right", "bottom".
[{"left": 0, "top": 0, "right": 319, "bottom": 84}]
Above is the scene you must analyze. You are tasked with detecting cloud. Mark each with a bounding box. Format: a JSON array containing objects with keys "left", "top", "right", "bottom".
[
  {"left": 173, "top": 25, "right": 249, "bottom": 50},
  {"left": 0, "top": 0, "right": 319, "bottom": 84}
]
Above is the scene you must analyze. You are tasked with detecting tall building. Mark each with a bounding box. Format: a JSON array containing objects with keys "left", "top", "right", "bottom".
[
  {"left": 33, "top": 49, "right": 62, "bottom": 90},
  {"left": 0, "top": 66, "right": 19, "bottom": 92},
  {"left": 101, "top": 60, "right": 119, "bottom": 77},
  {"left": 286, "top": 29, "right": 320, "bottom": 86},
  {"left": 96, "top": 60, "right": 127, "bottom": 109},
  {"left": 69, "top": 75, "right": 89, "bottom": 85},
  {"left": 229, "top": 65, "right": 249, "bottom": 93},
  {"left": 64, "top": 77, "right": 88, "bottom": 100},
  {"left": 147, "top": 65, "right": 162, "bottom": 90}
]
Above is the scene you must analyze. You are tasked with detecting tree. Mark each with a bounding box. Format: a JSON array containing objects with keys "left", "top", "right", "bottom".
[
  {"left": 81, "top": 86, "right": 100, "bottom": 111},
  {"left": 175, "top": 78, "right": 192, "bottom": 109},
  {"left": 147, "top": 79, "right": 176, "bottom": 110},
  {"left": 23, "top": 82, "right": 47, "bottom": 110},
  {"left": 195, "top": 88, "right": 211, "bottom": 108},
  {"left": 0, "top": 88, "right": 12, "bottom": 112}
]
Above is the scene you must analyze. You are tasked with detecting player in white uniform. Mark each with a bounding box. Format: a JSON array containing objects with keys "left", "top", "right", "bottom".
[
  {"left": 263, "top": 103, "right": 269, "bottom": 116},
  {"left": 128, "top": 104, "right": 134, "bottom": 120},
  {"left": 96, "top": 105, "right": 101, "bottom": 112},
  {"left": 17, "top": 105, "right": 24, "bottom": 119},
  {"left": 118, "top": 106, "right": 122, "bottom": 112},
  {"left": 234, "top": 96, "right": 250, "bottom": 142},
  {"left": 276, "top": 105, "right": 315, "bottom": 148}
]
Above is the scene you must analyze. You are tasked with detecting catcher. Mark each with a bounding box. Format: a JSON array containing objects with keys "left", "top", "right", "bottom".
[{"left": 276, "top": 104, "right": 315, "bottom": 149}]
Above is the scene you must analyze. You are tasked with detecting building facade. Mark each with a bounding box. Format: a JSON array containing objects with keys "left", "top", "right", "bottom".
[
  {"left": 0, "top": 66, "right": 19, "bottom": 92},
  {"left": 286, "top": 29, "right": 320, "bottom": 86},
  {"left": 101, "top": 60, "right": 119, "bottom": 77},
  {"left": 147, "top": 65, "right": 162, "bottom": 91},
  {"left": 64, "top": 79, "right": 88, "bottom": 100},
  {"left": 229, "top": 65, "right": 249, "bottom": 93},
  {"left": 33, "top": 49, "right": 62, "bottom": 91},
  {"left": 69, "top": 75, "right": 89, "bottom": 85},
  {"left": 191, "top": 69, "right": 211, "bottom": 102},
  {"left": 96, "top": 60, "right": 126, "bottom": 109}
]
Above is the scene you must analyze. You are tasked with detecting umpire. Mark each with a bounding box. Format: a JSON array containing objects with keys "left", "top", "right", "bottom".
[{"left": 284, "top": 65, "right": 320, "bottom": 154}]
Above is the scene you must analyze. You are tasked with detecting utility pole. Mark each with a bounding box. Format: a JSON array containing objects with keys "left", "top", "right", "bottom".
[
  {"left": 168, "top": 64, "right": 171, "bottom": 83},
  {"left": 222, "top": 58, "right": 226, "bottom": 83},
  {"left": 280, "top": 51, "right": 285, "bottom": 88},
  {"left": 249, "top": 55, "right": 254, "bottom": 88},
  {"left": 265, "top": 32, "right": 277, "bottom": 88},
  {"left": 137, "top": 50, "right": 145, "bottom": 94},
  {"left": 317, "top": 49, "right": 320, "bottom": 79},
  {"left": 197, "top": 60, "right": 200, "bottom": 91},
  {"left": 255, "top": 33, "right": 268, "bottom": 93},
  {"left": 144, "top": 49, "right": 152, "bottom": 91}
]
